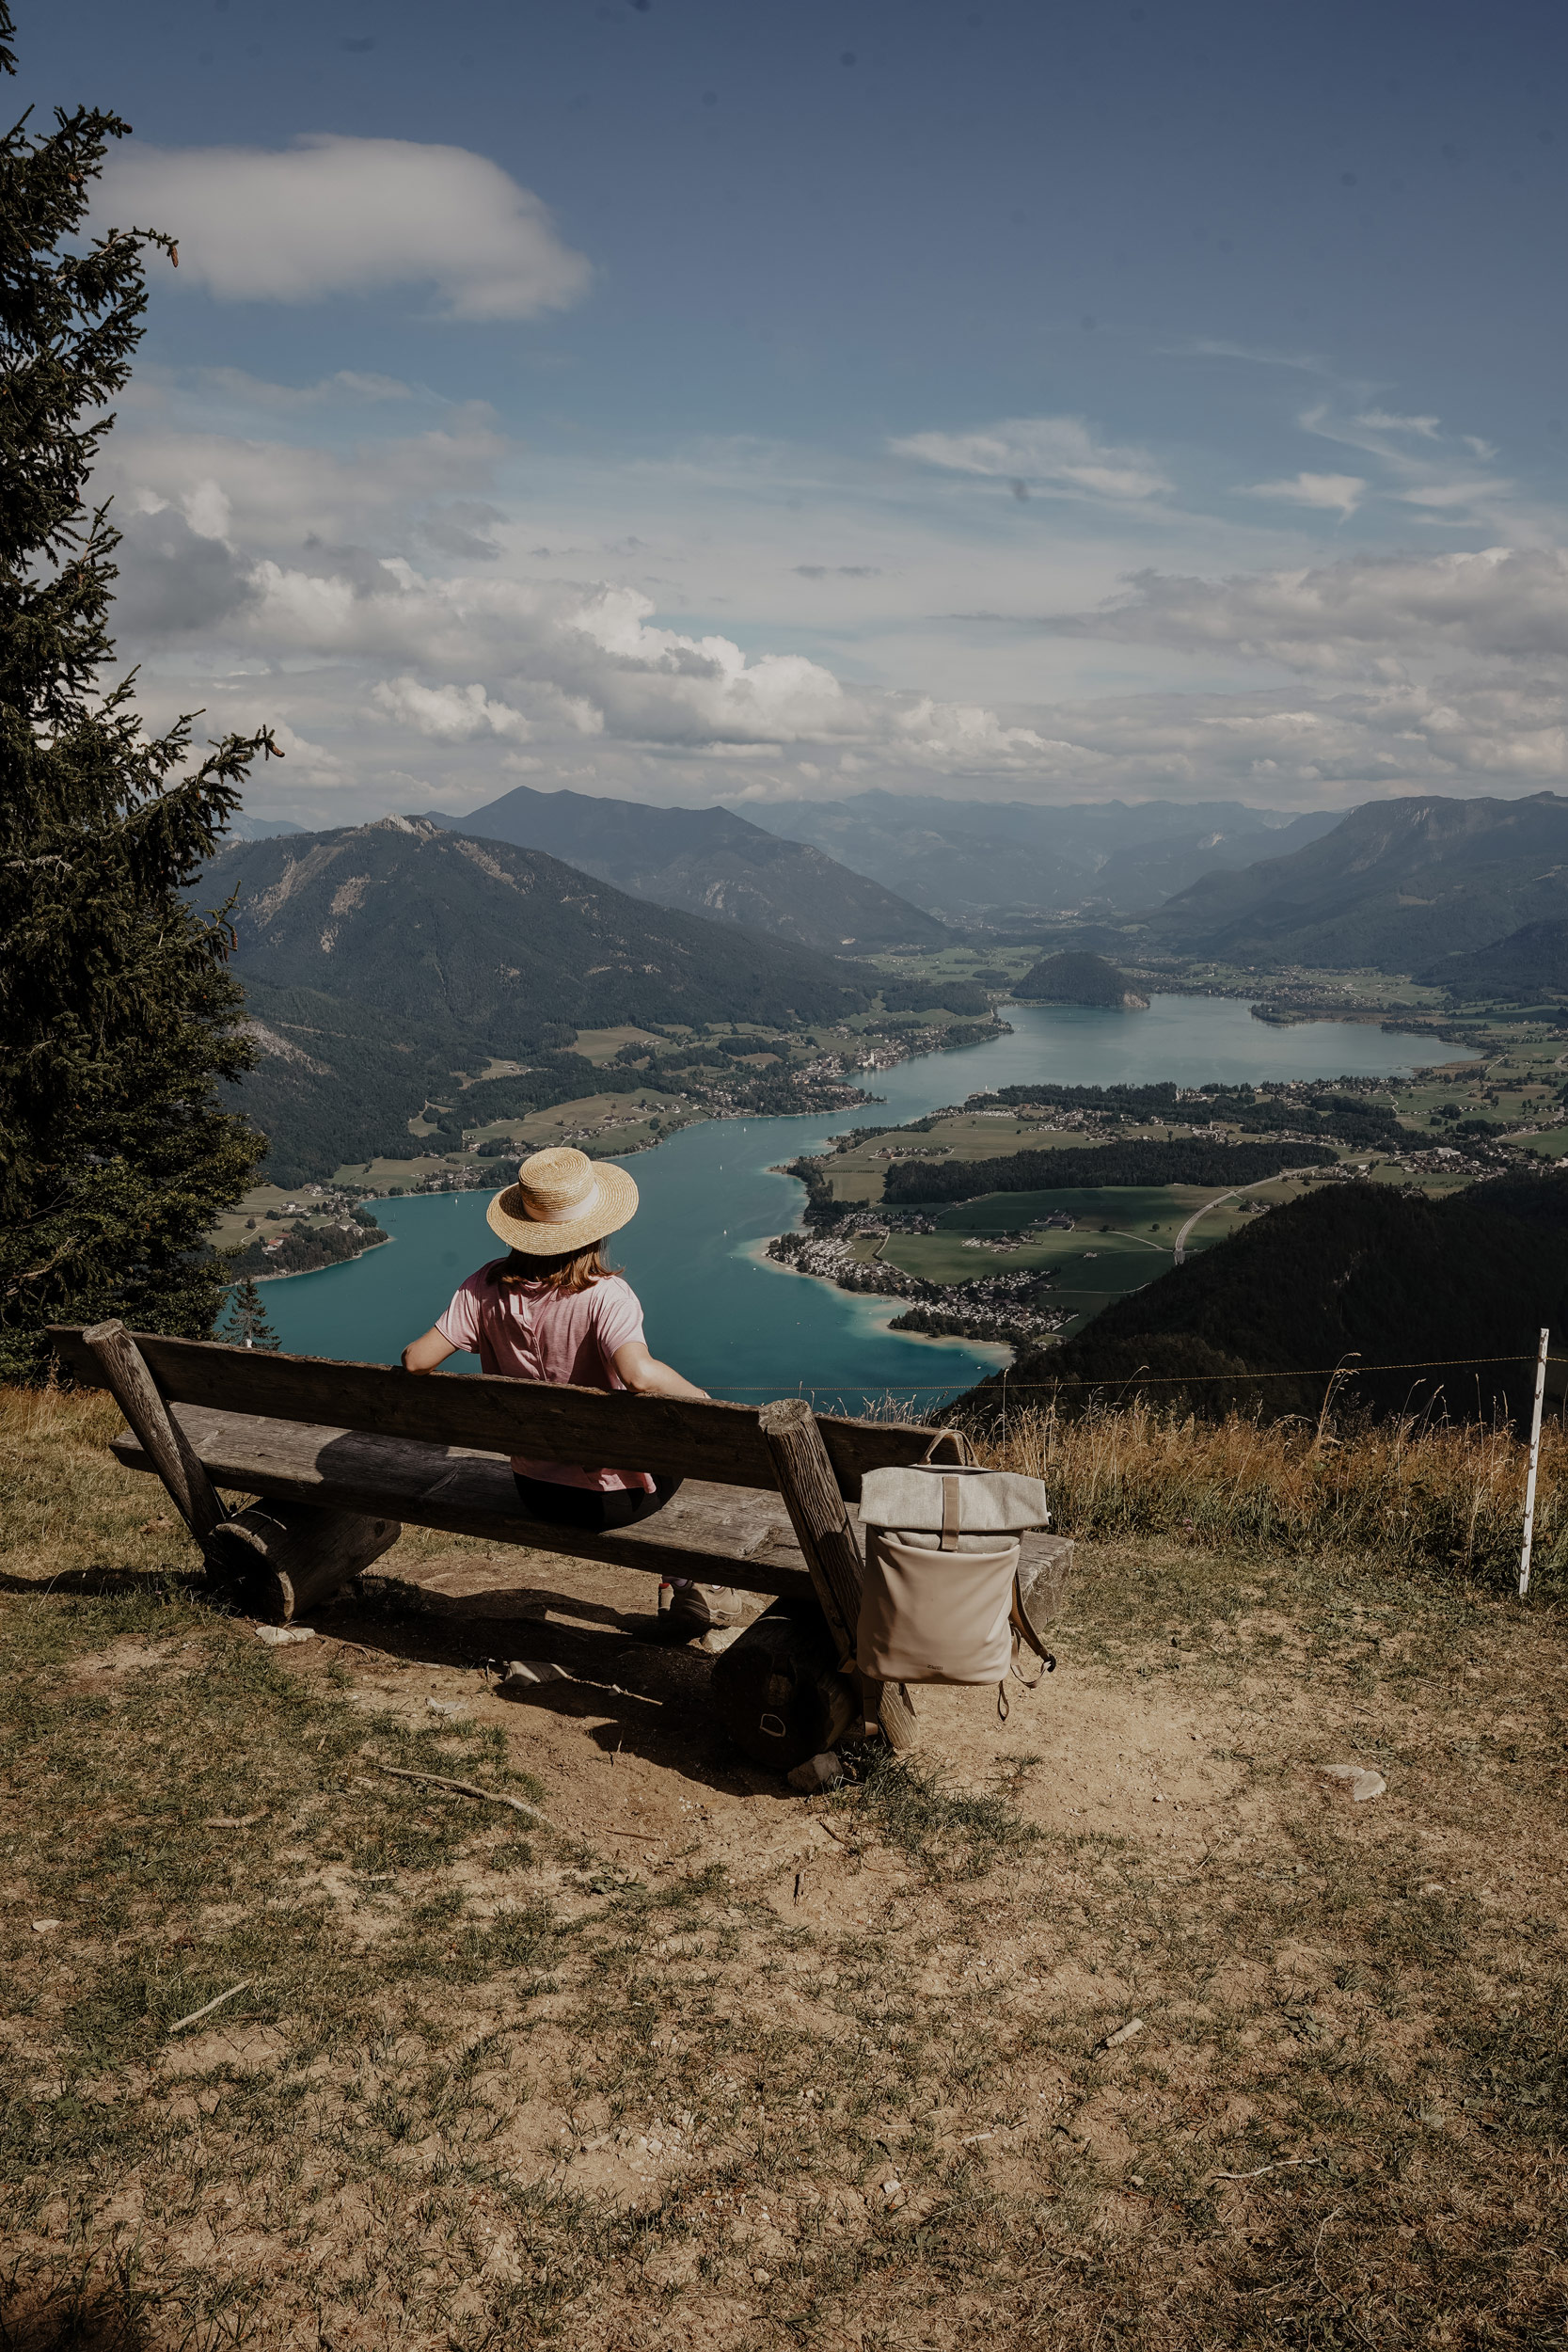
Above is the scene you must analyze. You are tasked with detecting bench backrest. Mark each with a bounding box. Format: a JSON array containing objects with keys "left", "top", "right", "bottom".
[{"left": 50, "top": 1328, "right": 963, "bottom": 1499}]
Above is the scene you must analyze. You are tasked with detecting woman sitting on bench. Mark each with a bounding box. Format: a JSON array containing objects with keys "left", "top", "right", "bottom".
[{"left": 400, "top": 1147, "right": 736, "bottom": 1638}]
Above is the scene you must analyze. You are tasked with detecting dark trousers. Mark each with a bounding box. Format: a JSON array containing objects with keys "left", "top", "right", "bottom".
[{"left": 512, "top": 1471, "right": 683, "bottom": 1534}]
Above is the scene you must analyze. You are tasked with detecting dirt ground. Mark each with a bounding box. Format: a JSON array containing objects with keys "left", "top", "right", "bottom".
[{"left": 3, "top": 1392, "right": 1567, "bottom": 2348}]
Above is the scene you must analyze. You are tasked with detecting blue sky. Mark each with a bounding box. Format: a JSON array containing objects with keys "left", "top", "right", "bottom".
[{"left": 20, "top": 0, "right": 1568, "bottom": 821}]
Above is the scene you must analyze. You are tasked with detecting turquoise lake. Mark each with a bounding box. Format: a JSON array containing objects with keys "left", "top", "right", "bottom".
[{"left": 260, "top": 995, "right": 1465, "bottom": 1413}]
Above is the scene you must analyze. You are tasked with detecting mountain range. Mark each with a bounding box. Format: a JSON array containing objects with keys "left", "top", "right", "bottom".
[
  {"left": 204, "top": 816, "right": 886, "bottom": 1182},
  {"left": 213, "top": 817, "right": 873, "bottom": 1039},
  {"left": 1148, "top": 791, "right": 1568, "bottom": 970},
  {"left": 735, "top": 791, "right": 1338, "bottom": 918},
  {"left": 426, "top": 782, "right": 946, "bottom": 952}
]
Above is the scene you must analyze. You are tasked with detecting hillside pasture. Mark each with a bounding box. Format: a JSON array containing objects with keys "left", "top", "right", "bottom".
[{"left": 1, "top": 1385, "right": 1563, "bottom": 2348}]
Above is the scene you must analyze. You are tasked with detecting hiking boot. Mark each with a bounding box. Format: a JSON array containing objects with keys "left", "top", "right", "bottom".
[{"left": 665, "top": 1582, "right": 743, "bottom": 1640}]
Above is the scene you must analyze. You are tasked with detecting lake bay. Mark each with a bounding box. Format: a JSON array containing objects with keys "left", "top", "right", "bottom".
[{"left": 260, "top": 994, "right": 1465, "bottom": 1412}]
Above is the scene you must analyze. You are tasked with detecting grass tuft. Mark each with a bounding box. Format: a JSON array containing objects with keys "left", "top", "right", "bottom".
[
  {"left": 971, "top": 1394, "right": 1568, "bottom": 1590},
  {"left": 848, "top": 1748, "right": 1039, "bottom": 1883}
]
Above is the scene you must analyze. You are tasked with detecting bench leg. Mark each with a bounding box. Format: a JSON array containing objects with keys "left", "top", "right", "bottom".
[
  {"left": 84, "top": 1320, "right": 228, "bottom": 1543},
  {"left": 204, "top": 1499, "right": 402, "bottom": 1624},
  {"left": 758, "top": 1399, "right": 917, "bottom": 1755}
]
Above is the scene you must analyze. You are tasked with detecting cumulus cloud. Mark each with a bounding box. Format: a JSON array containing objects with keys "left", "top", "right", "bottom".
[
  {"left": 100, "top": 400, "right": 1568, "bottom": 821},
  {"left": 890, "top": 415, "right": 1170, "bottom": 501},
  {"left": 1242, "top": 472, "right": 1366, "bottom": 518},
  {"left": 1060, "top": 547, "right": 1568, "bottom": 678},
  {"left": 372, "top": 677, "right": 532, "bottom": 741},
  {"left": 96, "top": 136, "right": 592, "bottom": 320}
]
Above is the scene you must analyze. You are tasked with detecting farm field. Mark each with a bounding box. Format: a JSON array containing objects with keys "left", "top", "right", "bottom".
[
  {"left": 817, "top": 1114, "right": 1180, "bottom": 1206},
  {"left": 876, "top": 1186, "right": 1245, "bottom": 1331}
]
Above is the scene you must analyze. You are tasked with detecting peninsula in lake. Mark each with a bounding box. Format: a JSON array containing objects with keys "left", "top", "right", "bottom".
[{"left": 1013, "top": 949, "right": 1149, "bottom": 1009}]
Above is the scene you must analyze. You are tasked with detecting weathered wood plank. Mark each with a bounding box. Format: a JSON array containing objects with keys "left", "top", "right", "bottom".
[
  {"left": 82, "top": 1321, "right": 228, "bottom": 1542},
  {"left": 205, "top": 1499, "right": 402, "bottom": 1623},
  {"left": 51, "top": 1327, "right": 958, "bottom": 1498},
  {"left": 758, "top": 1398, "right": 863, "bottom": 1662},
  {"left": 108, "top": 1406, "right": 816, "bottom": 1600}
]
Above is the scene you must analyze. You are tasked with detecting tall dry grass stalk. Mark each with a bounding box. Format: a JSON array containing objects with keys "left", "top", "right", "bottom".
[
  {"left": 968, "top": 1398, "right": 1565, "bottom": 1590},
  {"left": 5, "top": 1381, "right": 1558, "bottom": 1597}
]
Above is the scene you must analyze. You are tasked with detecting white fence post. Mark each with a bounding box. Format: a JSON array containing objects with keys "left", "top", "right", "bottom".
[{"left": 1519, "top": 1327, "right": 1550, "bottom": 1600}]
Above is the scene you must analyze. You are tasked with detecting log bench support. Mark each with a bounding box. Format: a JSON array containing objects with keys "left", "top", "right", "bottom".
[
  {"left": 81, "top": 1321, "right": 401, "bottom": 1615},
  {"left": 205, "top": 1499, "right": 401, "bottom": 1623}
]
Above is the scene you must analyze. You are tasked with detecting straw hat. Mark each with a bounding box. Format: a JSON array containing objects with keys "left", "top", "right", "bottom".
[{"left": 485, "top": 1146, "right": 639, "bottom": 1255}]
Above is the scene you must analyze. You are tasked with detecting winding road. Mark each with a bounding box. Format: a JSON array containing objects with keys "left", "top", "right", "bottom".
[{"left": 1173, "top": 1166, "right": 1328, "bottom": 1264}]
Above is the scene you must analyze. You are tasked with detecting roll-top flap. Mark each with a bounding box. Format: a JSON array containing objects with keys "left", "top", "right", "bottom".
[{"left": 859, "top": 1466, "right": 1050, "bottom": 1534}]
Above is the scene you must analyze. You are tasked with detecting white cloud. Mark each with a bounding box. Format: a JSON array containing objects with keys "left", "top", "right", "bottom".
[
  {"left": 1354, "top": 409, "right": 1441, "bottom": 437},
  {"left": 890, "top": 415, "right": 1170, "bottom": 501},
  {"left": 1242, "top": 472, "right": 1366, "bottom": 519},
  {"left": 101, "top": 397, "right": 1568, "bottom": 822},
  {"left": 371, "top": 677, "right": 532, "bottom": 741},
  {"left": 1054, "top": 547, "right": 1568, "bottom": 677},
  {"left": 96, "top": 136, "right": 592, "bottom": 321},
  {"left": 1398, "top": 478, "right": 1515, "bottom": 510},
  {"left": 195, "top": 367, "right": 416, "bottom": 408}
]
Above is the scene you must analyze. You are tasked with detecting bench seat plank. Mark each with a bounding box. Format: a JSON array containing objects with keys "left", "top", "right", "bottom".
[{"left": 108, "top": 1406, "right": 817, "bottom": 1599}]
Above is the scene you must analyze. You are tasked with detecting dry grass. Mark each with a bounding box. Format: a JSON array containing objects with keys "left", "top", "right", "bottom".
[
  {"left": 1, "top": 1385, "right": 1566, "bottom": 2350},
  {"left": 971, "top": 1397, "right": 1568, "bottom": 1594}
]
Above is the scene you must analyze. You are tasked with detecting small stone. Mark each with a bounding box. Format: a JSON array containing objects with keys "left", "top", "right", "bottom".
[
  {"left": 31, "top": 1918, "right": 61, "bottom": 1933},
  {"left": 752, "top": 2268, "right": 772, "bottom": 2286},
  {"left": 788, "top": 1752, "right": 845, "bottom": 1793},
  {"left": 254, "top": 1624, "right": 314, "bottom": 1645},
  {"left": 499, "top": 1660, "right": 572, "bottom": 1687},
  {"left": 425, "top": 1698, "right": 468, "bottom": 1718},
  {"left": 1314, "top": 1762, "right": 1386, "bottom": 1803}
]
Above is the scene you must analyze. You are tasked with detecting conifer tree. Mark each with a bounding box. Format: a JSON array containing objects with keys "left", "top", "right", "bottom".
[
  {"left": 0, "top": 7, "right": 278, "bottom": 1378},
  {"left": 219, "top": 1277, "right": 279, "bottom": 1353}
]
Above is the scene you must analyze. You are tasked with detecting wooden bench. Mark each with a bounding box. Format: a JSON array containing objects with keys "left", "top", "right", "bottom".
[{"left": 51, "top": 1320, "right": 1071, "bottom": 1758}]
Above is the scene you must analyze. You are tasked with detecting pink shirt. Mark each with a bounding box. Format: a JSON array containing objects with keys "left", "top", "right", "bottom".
[{"left": 436, "top": 1267, "right": 654, "bottom": 1492}]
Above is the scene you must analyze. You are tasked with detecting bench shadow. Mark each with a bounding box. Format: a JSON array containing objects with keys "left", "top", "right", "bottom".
[
  {"left": 359, "top": 1579, "right": 640, "bottom": 1634},
  {"left": 0, "top": 1567, "right": 203, "bottom": 1597},
  {"left": 313, "top": 1596, "right": 790, "bottom": 1802}
]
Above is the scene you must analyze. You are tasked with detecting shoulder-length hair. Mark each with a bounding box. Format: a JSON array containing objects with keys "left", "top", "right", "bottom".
[{"left": 483, "top": 1242, "right": 617, "bottom": 1295}]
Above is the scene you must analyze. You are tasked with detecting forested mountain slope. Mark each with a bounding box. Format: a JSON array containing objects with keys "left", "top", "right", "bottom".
[
  {"left": 1421, "top": 918, "right": 1568, "bottom": 1001},
  {"left": 208, "top": 817, "right": 874, "bottom": 1039},
  {"left": 437, "top": 783, "right": 946, "bottom": 951},
  {"left": 965, "top": 1172, "right": 1568, "bottom": 1427},
  {"left": 1014, "top": 949, "right": 1147, "bottom": 1007},
  {"left": 1148, "top": 792, "right": 1568, "bottom": 970}
]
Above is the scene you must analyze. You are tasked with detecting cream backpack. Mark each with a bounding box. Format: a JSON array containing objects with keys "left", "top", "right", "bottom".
[{"left": 856, "top": 1463, "right": 1055, "bottom": 1711}]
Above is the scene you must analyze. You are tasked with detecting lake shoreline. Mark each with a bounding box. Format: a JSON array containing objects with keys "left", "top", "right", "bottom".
[{"left": 253, "top": 996, "right": 1461, "bottom": 1408}]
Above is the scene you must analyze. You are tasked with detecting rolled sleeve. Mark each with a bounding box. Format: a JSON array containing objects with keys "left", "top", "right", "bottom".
[
  {"left": 435, "top": 1277, "right": 483, "bottom": 1354},
  {"left": 592, "top": 1278, "right": 646, "bottom": 1363}
]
